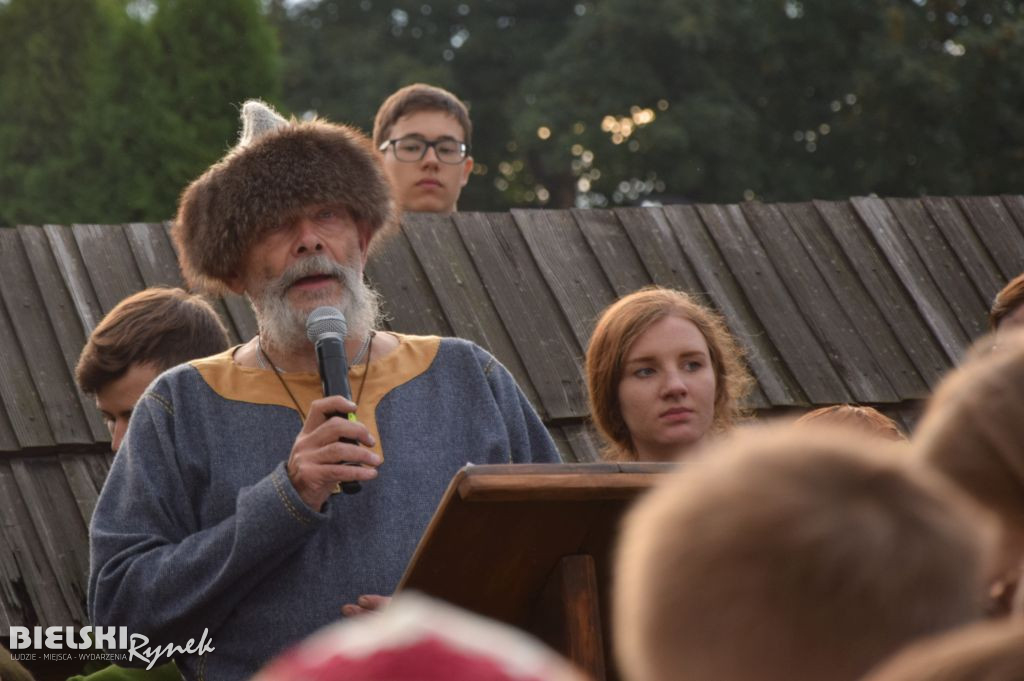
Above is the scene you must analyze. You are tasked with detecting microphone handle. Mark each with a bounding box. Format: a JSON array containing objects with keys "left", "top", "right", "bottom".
[
  {"left": 329, "top": 413, "right": 363, "bottom": 495},
  {"left": 316, "top": 338, "right": 362, "bottom": 495}
]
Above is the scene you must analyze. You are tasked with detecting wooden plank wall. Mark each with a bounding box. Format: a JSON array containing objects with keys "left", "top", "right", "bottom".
[{"left": 0, "top": 197, "right": 1022, "bottom": 632}]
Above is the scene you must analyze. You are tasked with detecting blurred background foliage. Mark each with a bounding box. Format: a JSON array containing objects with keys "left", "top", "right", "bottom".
[{"left": 1, "top": 0, "right": 1023, "bottom": 225}]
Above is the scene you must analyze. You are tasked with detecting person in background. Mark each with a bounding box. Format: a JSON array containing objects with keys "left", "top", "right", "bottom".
[
  {"left": 861, "top": 619, "right": 1024, "bottom": 681},
  {"left": 373, "top": 83, "right": 473, "bottom": 214},
  {"left": 795, "top": 404, "right": 907, "bottom": 442},
  {"left": 915, "top": 331, "right": 1024, "bottom": 616},
  {"left": 73, "top": 287, "right": 228, "bottom": 680},
  {"left": 585, "top": 286, "right": 752, "bottom": 461},
  {"left": 614, "top": 423, "right": 994, "bottom": 681},
  {"left": 251, "top": 593, "right": 583, "bottom": 681},
  {"left": 989, "top": 272, "right": 1024, "bottom": 334},
  {"left": 75, "top": 286, "right": 230, "bottom": 451},
  {"left": 1, "top": 645, "right": 35, "bottom": 681}
]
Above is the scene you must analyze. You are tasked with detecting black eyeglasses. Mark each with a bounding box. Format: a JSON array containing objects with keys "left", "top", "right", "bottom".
[{"left": 379, "top": 135, "right": 470, "bottom": 164}]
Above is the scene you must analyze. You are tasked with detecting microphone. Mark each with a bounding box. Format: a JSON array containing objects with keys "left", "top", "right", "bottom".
[{"left": 306, "top": 306, "right": 363, "bottom": 495}]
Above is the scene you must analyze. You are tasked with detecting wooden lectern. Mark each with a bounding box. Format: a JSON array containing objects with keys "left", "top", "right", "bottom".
[{"left": 397, "top": 462, "right": 677, "bottom": 681}]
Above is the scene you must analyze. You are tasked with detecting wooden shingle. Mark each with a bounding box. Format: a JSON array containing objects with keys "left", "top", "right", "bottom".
[
  {"left": 665, "top": 204, "right": 806, "bottom": 405},
  {"left": 815, "top": 200, "right": 952, "bottom": 386},
  {"left": 0, "top": 200, "right": 1022, "bottom": 632},
  {"left": 777, "top": 202, "right": 929, "bottom": 400},
  {"left": 456, "top": 212, "right": 588, "bottom": 420}
]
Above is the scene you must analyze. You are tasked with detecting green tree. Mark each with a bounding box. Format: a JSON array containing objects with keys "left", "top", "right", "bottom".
[
  {"left": 0, "top": 0, "right": 281, "bottom": 226},
  {"left": 270, "top": 0, "right": 580, "bottom": 211},
  {"left": 67, "top": 1, "right": 193, "bottom": 222},
  {"left": 149, "top": 0, "right": 282, "bottom": 195},
  {"left": 0, "top": 0, "right": 113, "bottom": 225},
  {"left": 273, "top": 0, "right": 1024, "bottom": 209}
]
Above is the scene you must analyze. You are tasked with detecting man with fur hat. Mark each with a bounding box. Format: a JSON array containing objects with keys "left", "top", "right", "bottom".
[{"left": 87, "top": 100, "right": 560, "bottom": 681}]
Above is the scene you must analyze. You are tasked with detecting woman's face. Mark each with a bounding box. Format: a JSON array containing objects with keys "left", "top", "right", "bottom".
[{"left": 617, "top": 314, "right": 717, "bottom": 461}]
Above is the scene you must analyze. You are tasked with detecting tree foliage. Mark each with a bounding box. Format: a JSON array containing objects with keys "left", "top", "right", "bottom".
[
  {"left": 3, "top": 0, "right": 1024, "bottom": 223},
  {"left": 273, "top": 0, "right": 1024, "bottom": 209},
  {"left": 0, "top": 0, "right": 279, "bottom": 227}
]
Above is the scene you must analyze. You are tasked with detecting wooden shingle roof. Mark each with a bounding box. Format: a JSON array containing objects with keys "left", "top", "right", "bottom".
[{"left": 1, "top": 197, "right": 1022, "bottom": 632}]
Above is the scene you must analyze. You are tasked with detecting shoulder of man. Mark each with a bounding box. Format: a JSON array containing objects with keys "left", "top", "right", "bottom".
[
  {"left": 133, "top": 359, "right": 210, "bottom": 420},
  {"left": 432, "top": 335, "right": 503, "bottom": 376}
]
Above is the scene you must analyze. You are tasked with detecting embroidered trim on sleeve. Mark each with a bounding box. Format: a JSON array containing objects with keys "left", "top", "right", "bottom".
[
  {"left": 144, "top": 391, "right": 175, "bottom": 416},
  {"left": 271, "top": 467, "right": 311, "bottom": 525}
]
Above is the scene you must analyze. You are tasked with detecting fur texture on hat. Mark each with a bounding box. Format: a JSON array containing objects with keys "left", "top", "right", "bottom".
[{"left": 173, "top": 100, "right": 397, "bottom": 293}]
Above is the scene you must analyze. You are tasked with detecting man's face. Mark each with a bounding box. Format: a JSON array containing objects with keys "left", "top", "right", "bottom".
[
  {"left": 380, "top": 110, "right": 473, "bottom": 214},
  {"left": 96, "top": 362, "right": 161, "bottom": 451},
  {"left": 232, "top": 205, "right": 378, "bottom": 349}
]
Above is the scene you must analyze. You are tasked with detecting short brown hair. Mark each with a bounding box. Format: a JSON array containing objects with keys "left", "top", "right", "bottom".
[
  {"left": 862, "top": 619, "right": 1024, "bottom": 681},
  {"left": 796, "top": 404, "right": 907, "bottom": 442},
  {"left": 373, "top": 83, "right": 472, "bottom": 149},
  {"left": 614, "top": 424, "right": 993, "bottom": 681},
  {"left": 915, "top": 332, "right": 1024, "bottom": 530},
  {"left": 990, "top": 272, "right": 1024, "bottom": 330},
  {"left": 585, "top": 287, "right": 753, "bottom": 460},
  {"left": 76, "top": 287, "right": 230, "bottom": 394}
]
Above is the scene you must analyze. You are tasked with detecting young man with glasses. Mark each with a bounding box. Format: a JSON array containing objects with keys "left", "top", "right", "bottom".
[{"left": 373, "top": 83, "right": 473, "bottom": 214}]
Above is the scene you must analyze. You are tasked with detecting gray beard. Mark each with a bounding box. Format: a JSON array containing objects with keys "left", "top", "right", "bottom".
[{"left": 248, "top": 254, "right": 382, "bottom": 355}]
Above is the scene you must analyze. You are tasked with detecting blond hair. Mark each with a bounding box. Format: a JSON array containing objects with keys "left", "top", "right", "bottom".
[{"left": 615, "top": 424, "right": 993, "bottom": 681}]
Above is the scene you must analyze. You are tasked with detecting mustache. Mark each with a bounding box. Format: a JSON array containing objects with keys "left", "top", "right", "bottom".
[{"left": 264, "top": 255, "right": 349, "bottom": 297}]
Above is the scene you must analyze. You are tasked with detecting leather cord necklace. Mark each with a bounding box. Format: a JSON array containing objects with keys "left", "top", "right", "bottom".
[{"left": 257, "top": 332, "right": 376, "bottom": 419}]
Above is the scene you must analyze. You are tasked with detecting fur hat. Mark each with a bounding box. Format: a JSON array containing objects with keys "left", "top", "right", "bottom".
[{"left": 173, "top": 99, "right": 397, "bottom": 293}]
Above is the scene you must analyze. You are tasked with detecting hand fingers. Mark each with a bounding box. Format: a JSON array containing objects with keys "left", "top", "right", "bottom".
[
  {"left": 319, "top": 415, "right": 375, "bottom": 448},
  {"left": 302, "top": 396, "right": 358, "bottom": 433},
  {"left": 341, "top": 595, "right": 390, "bottom": 617},
  {"left": 357, "top": 594, "right": 390, "bottom": 611},
  {"left": 289, "top": 452, "right": 381, "bottom": 487},
  {"left": 319, "top": 464, "right": 379, "bottom": 482},
  {"left": 295, "top": 416, "right": 374, "bottom": 451},
  {"left": 302, "top": 442, "right": 382, "bottom": 467},
  {"left": 292, "top": 463, "right": 378, "bottom": 493}
]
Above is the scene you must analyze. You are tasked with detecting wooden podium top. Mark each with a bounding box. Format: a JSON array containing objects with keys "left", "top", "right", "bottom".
[{"left": 397, "top": 462, "right": 677, "bottom": 627}]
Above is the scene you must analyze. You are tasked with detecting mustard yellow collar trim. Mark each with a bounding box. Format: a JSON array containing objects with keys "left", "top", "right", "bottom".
[{"left": 190, "top": 333, "right": 441, "bottom": 458}]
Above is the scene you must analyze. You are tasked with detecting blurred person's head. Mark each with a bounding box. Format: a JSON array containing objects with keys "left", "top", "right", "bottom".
[
  {"left": 915, "top": 330, "right": 1024, "bottom": 604},
  {"left": 989, "top": 272, "right": 1024, "bottom": 333},
  {"left": 795, "top": 404, "right": 907, "bottom": 442},
  {"left": 614, "top": 424, "right": 994, "bottom": 681},
  {"left": 585, "top": 287, "right": 752, "bottom": 461},
  {"left": 373, "top": 83, "right": 473, "bottom": 214},
  {"left": 75, "top": 287, "right": 229, "bottom": 450},
  {"left": 861, "top": 619, "right": 1024, "bottom": 681},
  {"left": 251, "top": 593, "right": 583, "bottom": 681}
]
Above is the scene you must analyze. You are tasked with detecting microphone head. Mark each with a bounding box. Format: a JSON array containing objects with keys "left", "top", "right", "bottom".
[{"left": 306, "top": 306, "right": 347, "bottom": 343}]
